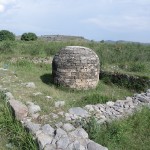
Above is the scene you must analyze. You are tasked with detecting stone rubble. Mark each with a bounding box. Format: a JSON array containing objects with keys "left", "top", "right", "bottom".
[{"left": 64, "top": 89, "right": 150, "bottom": 124}]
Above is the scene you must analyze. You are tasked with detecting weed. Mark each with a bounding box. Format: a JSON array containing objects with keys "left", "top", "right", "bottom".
[
  {"left": 84, "top": 107, "right": 150, "bottom": 150},
  {"left": 0, "top": 93, "right": 38, "bottom": 150}
]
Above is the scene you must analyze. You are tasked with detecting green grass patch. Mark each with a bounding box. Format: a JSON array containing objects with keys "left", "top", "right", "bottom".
[
  {"left": 0, "top": 93, "right": 38, "bottom": 150},
  {"left": 84, "top": 107, "right": 150, "bottom": 150}
]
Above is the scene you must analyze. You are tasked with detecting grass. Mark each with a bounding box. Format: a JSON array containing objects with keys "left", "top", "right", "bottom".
[
  {"left": 0, "top": 93, "right": 38, "bottom": 150},
  {"left": 84, "top": 107, "right": 150, "bottom": 150},
  {"left": 0, "top": 39, "right": 150, "bottom": 149},
  {"left": 0, "top": 40, "right": 150, "bottom": 77},
  {"left": 0, "top": 60, "right": 133, "bottom": 112}
]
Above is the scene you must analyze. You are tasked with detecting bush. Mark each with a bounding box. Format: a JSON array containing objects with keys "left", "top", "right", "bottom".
[
  {"left": 0, "top": 30, "right": 15, "bottom": 41},
  {"left": 0, "top": 41, "right": 14, "bottom": 53},
  {"left": 21, "top": 32, "right": 38, "bottom": 41}
]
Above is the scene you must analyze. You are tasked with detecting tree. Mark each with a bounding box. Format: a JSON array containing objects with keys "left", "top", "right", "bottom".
[
  {"left": 21, "top": 32, "right": 38, "bottom": 41},
  {"left": 0, "top": 30, "right": 15, "bottom": 41}
]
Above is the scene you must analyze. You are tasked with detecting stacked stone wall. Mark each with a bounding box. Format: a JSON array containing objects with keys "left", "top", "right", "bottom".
[{"left": 52, "top": 46, "right": 100, "bottom": 89}]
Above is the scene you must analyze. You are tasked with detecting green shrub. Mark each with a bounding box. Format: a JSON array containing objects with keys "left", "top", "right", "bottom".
[
  {"left": 0, "top": 41, "right": 14, "bottom": 53},
  {"left": 0, "top": 93, "right": 38, "bottom": 150},
  {"left": 21, "top": 32, "right": 38, "bottom": 41},
  {"left": 0, "top": 30, "right": 15, "bottom": 41}
]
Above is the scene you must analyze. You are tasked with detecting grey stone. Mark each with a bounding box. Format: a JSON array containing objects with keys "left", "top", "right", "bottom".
[
  {"left": 126, "top": 96, "right": 133, "bottom": 101},
  {"left": 106, "top": 101, "right": 114, "bottom": 107},
  {"left": 46, "top": 96, "right": 53, "bottom": 99},
  {"left": 31, "top": 113, "right": 40, "bottom": 119},
  {"left": 55, "top": 128, "right": 67, "bottom": 140},
  {"left": 55, "top": 122, "right": 63, "bottom": 128},
  {"left": 27, "top": 102, "right": 41, "bottom": 114},
  {"left": 56, "top": 136, "right": 70, "bottom": 149},
  {"left": 8, "top": 99, "right": 28, "bottom": 120},
  {"left": 69, "top": 107, "right": 89, "bottom": 118},
  {"left": 87, "top": 141, "right": 108, "bottom": 150},
  {"left": 25, "top": 82, "right": 36, "bottom": 88},
  {"left": 5, "top": 92, "right": 14, "bottom": 100},
  {"left": 58, "top": 111, "right": 64, "bottom": 116},
  {"left": 137, "top": 95, "right": 150, "bottom": 103},
  {"left": 50, "top": 113, "right": 59, "bottom": 119},
  {"left": 147, "top": 89, "right": 150, "bottom": 93},
  {"left": 25, "top": 121, "right": 41, "bottom": 135},
  {"left": 62, "top": 123, "right": 75, "bottom": 132},
  {"left": 33, "top": 92, "right": 42, "bottom": 96},
  {"left": 69, "top": 128, "right": 88, "bottom": 139},
  {"left": 55, "top": 101, "right": 65, "bottom": 107},
  {"left": 36, "top": 132, "right": 53, "bottom": 150},
  {"left": 42, "top": 124, "right": 55, "bottom": 136},
  {"left": 65, "top": 113, "right": 72, "bottom": 121},
  {"left": 44, "top": 144, "right": 56, "bottom": 150},
  {"left": 85, "top": 105, "right": 94, "bottom": 112},
  {"left": 146, "top": 93, "right": 150, "bottom": 97}
]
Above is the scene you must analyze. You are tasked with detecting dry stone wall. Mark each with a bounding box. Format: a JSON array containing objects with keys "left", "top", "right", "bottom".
[
  {"left": 64, "top": 90, "right": 150, "bottom": 124},
  {"left": 52, "top": 46, "right": 100, "bottom": 89},
  {"left": 0, "top": 85, "right": 108, "bottom": 150}
]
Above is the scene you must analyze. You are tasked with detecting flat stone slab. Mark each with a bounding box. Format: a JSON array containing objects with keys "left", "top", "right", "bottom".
[
  {"left": 87, "top": 141, "right": 108, "bottom": 150},
  {"left": 8, "top": 99, "right": 28, "bottom": 120},
  {"left": 69, "top": 107, "right": 89, "bottom": 117}
]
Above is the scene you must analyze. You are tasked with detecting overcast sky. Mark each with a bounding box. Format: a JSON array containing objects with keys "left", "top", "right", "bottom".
[{"left": 0, "top": 0, "right": 150, "bottom": 42}]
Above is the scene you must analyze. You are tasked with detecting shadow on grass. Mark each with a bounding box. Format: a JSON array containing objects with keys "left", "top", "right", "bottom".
[{"left": 40, "top": 73, "right": 54, "bottom": 86}]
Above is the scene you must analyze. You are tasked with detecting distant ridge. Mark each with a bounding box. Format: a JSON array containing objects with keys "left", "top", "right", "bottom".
[
  {"left": 104, "top": 40, "right": 150, "bottom": 45},
  {"left": 39, "top": 35, "right": 89, "bottom": 42}
]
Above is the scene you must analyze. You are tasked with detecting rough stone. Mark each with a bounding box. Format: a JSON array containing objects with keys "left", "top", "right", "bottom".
[
  {"left": 52, "top": 46, "right": 100, "bottom": 89},
  {"left": 46, "top": 96, "right": 53, "bottom": 99},
  {"left": 62, "top": 123, "right": 75, "bottom": 132},
  {"left": 25, "top": 82, "right": 36, "bottom": 88},
  {"left": 137, "top": 95, "right": 150, "bottom": 103},
  {"left": 69, "top": 107, "right": 89, "bottom": 118},
  {"left": 55, "top": 122, "right": 63, "bottom": 128},
  {"left": 106, "top": 101, "right": 115, "bottom": 107},
  {"left": 55, "top": 101, "right": 65, "bottom": 107},
  {"left": 56, "top": 136, "right": 70, "bottom": 149},
  {"left": 5, "top": 92, "right": 14, "bottom": 100},
  {"left": 85, "top": 105, "right": 94, "bottom": 112},
  {"left": 69, "top": 128, "right": 88, "bottom": 139},
  {"left": 55, "top": 128, "right": 68, "bottom": 140},
  {"left": 87, "top": 141, "right": 108, "bottom": 150},
  {"left": 44, "top": 144, "right": 56, "bottom": 150},
  {"left": 36, "top": 132, "right": 53, "bottom": 150},
  {"left": 25, "top": 121, "right": 41, "bottom": 135},
  {"left": 50, "top": 113, "right": 59, "bottom": 119},
  {"left": 27, "top": 102, "right": 41, "bottom": 114},
  {"left": 8, "top": 99, "right": 28, "bottom": 120},
  {"left": 33, "top": 92, "right": 42, "bottom": 96},
  {"left": 42, "top": 124, "right": 55, "bottom": 136}
]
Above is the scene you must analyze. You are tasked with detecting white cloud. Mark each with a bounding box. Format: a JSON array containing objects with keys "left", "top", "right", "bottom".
[
  {"left": 0, "top": 0, "right": 16, "bottom": 13},
  {"left": 83, "top": 14, "right": 150, "bottom": 32},
  {"left": 0, "top": 4, "right": 4, "bottom": 12},
  {"left": 0, "top": 0, "right": 16, "bottom": 4}
]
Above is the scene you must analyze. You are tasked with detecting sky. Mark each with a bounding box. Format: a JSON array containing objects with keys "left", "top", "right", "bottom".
[{"left": 0, "top": 0, "right": 150, "bottom": 42}]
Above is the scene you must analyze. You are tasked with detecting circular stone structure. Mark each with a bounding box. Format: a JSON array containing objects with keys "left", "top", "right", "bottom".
[{"left": 52, "top": 46, "right": 100, "bottom": 89}]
